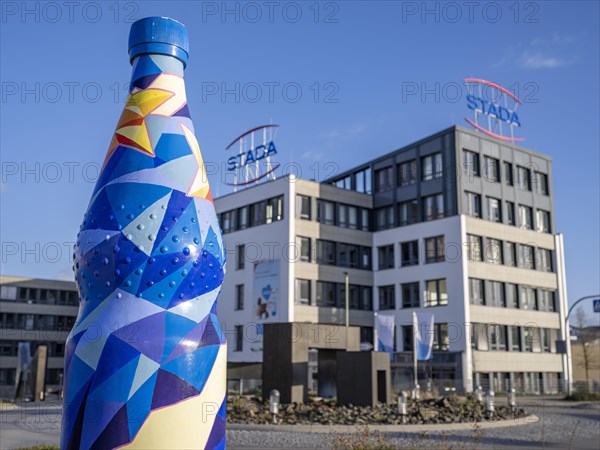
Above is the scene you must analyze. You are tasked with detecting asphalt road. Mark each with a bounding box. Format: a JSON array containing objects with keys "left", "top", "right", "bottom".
[{"left": 0, "top": 397, "right": 598, "bottom": 449}]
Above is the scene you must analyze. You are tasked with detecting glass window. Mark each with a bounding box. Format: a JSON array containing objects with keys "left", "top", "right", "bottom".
[
  {"left": 299, "top": 236, "right": 311, "bottom": 262},
  {"left": 236, "top": 244, "right": 245, "bottom": 270},
  {"left": 483, "top": 157, "right": 500, "bottom": 182},
  {"left": 235, "top": 284, "right": 244, "bottom": 310},
  {"left": 317, "top": 200, "right": 335, "bottom": 225},
  {"left": 516, "top": 166, "right": 531, "bottom": 191},
  {"left": 316, "top": 240, "right": 336, "bottom": 265},
  {"left": 463, "top": 150, "right": 480, "bottom": 178},
  {"left": 425, "top": 236, "right": 445, "bottom": 263},
  {"left": 535, "top": 172, "right": 549, "bottom": 195},
  {"left": 466, "top": 234, "right": 482, "bottom": 262},
  {"left": 348, "top": 206, "right": 358, "bottom": 229},
  {"left": 505, "top": 242, "right": 517, "bottom": 267},
  {"left": 538, "top": 248, "right": 553, "bottom": 272},
  {"left": 422, "top": 153, "right": 443, "bottom": 181},
  {"left": 360, "top": 208, "right": 370, "bottom": 231},
  {"left": 399, "top": 200, "right": 419, "bottom": 226},
  {"left": 403, "top": 325, "right": 413, "bottom": 351},
  {"left": 401, "top": 282, "right": 420, "bottom": 308},
  {"left": 375, "top": 206, "right": 395, "bottom": 230},
  {"left": 378, "top": 245, "right": 395, "bottom": 270},
  {"left": 316, "top": 281, "right": 336, "bottom": 307},
  {"left": 464, "top": 192, "right": 481, "bottom": 218},
  {"left": 539, "top": 290, "right": 555, "bottom": 312},
  {"left": 536, "top": 210, "right": 551, "bottom": 233},
  {"left": 250, "top": 200, "right": 266, "bottom": 226},
  {"left": 520, "top": 286, "right": 537, "bottom": 310},
  {"left": 374, "top": 166, "right": 394, "bottom": 192},
  {"left": 234, "top": 325, "right": 243, "bottom": 351},
  {"left": 469, "top": 278, "right": 485, "bottom": 305},
  {"left": 433, "top": 323, "right": 449, "bottom": 351},
  {"left": 505, "top": 283, "right": 518, "bottom": 308},
  {"left": 238, "top": 206, "right": 249, "bottom": 230},
  {"left": 360, "top": 286, "right": 373, "bottom": 311},
  {"left": 296, "top": 279, "right": 311, "bottom": 305},
  {"left": 297, "top": 195, "right": 311, "bottom": 220},
  {"left": 506, "top": 201, "right": 515, "bottom": 226},
  {"left": 425, "top": 279, "right": 447, "bottom": 307},
  {"left": 398, "top": 160, "right": 417, "bottom": 186},
  {"left": 488, "top": 324, "right": 507, "bottom": 351},
  {"left": 487, "top": 197, "right": 502, "bottom": 223},
  {"left": 423, "top": 194, "right": 444, "bottom": 221},
  {"left": 266, "top": 196, "right": 283, "bottom": 223},
  {"left": 378, "top": 285, "right": 396, "bottom": 310},
  {"left": 522, "top": 326, "right": 534, "bottom": 351},
  {"left": 518, "top": 205, "right": 533, "bottom": 229},
  {"left": 503, "top": 162, "right": 513, "bottom": 185},
  {"left": 518, "top": 244, "right": 535, "bottom": 270},
  {"left": 485, "top": 238, "right": 503, "bottom": 265},
  {"left": 489, "top": 281, "right": 505, "bottom": 307},
  {"left": 0, "top": 286, "right": 17, "bottom": 300},
  {"left": 337, "top": 204, "right": 348, "bottom": 227},
  {"left": 509, "top": 326, "right": 521, "bottom": 351},
  {"left": 401, "top": 240, "right": 419, "bottom": 266}
]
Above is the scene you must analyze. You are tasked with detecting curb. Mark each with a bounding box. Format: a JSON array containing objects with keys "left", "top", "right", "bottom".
[{"left": 228, "top": 415, "right": 540, "bottom": 433}]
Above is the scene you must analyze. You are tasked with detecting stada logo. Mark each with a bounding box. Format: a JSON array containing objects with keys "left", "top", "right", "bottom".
[
  {"left": 225, "top": 124, "right": 280, "bottom": 190},
  {"left": 464, "top": 78, "right": 524, "bottom": 142}
]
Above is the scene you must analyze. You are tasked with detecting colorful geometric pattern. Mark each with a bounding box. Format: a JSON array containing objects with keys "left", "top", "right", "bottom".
[{"left": 61, "top": 53, "right": 227, "bottom": 450}]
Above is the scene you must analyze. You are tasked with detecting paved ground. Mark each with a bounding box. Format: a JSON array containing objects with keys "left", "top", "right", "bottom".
[{"left": 0, "top": 397, "right": 598, "bottom": 449}]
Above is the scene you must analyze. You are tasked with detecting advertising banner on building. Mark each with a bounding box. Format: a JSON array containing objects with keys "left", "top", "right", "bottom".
[
  {"left": 413, "top": 311, "right": 435, "bottom": 361},
  {"left": 376, "top": 313, "right": 395, "bottom": 359},
  {"left": 253, "top": 259, "right": 280, "bottom": 321}
]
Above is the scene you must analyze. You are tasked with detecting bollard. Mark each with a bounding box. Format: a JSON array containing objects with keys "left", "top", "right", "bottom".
[
  {"left": 269, "top": 389, "right": 280, "bottom": 424},
  {"left": 411, "top": 384, "right": 420, "bottom": 400},
  {"left": 485, "top": 389, "right": 495, "bottom": 417},
  {"left": 398, "top": 391, "right": 408, "bottom": 424},
  {"left": 475, "top": 385, "right": 483, "bottom": 403},
  {"left": 508, "top": 387, "right": 516, "bottom": 412}
]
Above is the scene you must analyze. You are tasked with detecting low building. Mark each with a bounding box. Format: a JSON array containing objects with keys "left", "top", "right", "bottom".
[
  {"left": 0, "top": 276, "right": 78, "bottom": 399},
  {"left": 215, "top": 125, "right": 571, "bottom": 395}
]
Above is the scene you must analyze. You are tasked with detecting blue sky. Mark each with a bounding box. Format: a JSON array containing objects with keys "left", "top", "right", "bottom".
[{"left": 1, "top": 1, "right": 598, "bottom": 317}]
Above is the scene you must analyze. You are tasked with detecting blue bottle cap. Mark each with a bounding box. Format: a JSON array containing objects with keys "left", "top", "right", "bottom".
[{"left": 128, "top": 17, "right": 189, "bottom": 67}]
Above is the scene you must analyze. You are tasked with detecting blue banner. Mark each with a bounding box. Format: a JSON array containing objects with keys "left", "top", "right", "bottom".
[
  {"left": 376, "top": 313, "right": 395, "bottom": 359},
  {"left": 413, "top": 311, "right": 434, "bottom": 361}
]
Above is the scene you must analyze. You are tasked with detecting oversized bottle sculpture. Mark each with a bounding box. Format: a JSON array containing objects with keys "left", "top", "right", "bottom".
[{"left": 61, "top": 17, "right": 227, "bottom": 449}]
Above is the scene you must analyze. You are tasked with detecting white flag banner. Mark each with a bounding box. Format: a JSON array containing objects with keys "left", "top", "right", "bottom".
[
  {"left": 375, "top": 313, "right": 395, "bottom": 359},
  {"left": 413, "top": 311, "right": 435, "bottom": 361}
]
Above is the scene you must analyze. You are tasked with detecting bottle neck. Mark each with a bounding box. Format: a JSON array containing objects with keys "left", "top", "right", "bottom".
[{"left": 129, "top": 53, "right": 186, "bottom": 90}]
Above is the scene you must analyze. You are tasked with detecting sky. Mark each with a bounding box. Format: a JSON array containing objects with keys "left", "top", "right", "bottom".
[{"left": 1, "top": 1, "right": 599, "bottom": 319}]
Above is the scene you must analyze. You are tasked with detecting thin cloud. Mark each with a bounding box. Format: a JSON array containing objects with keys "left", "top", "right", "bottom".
[
  {"left": 519, "top": 52, "right": 574, "bottom": 69},
  {"left": 493, "top": 34, "right": 577, "bottom": 70},
  {"left": 318, "top": 124, "right": 367, "bottom": 140}
]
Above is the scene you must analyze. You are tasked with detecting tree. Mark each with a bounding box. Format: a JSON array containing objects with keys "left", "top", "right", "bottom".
[{"left": 574, "top": 307, "right": 593, "bottom": 392}]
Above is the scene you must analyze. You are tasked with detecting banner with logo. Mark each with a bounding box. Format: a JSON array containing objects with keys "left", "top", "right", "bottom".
[
  {"left": 253, "top": 259, "right": 280, "bottom": 321},
  {"left": 413, "top": 311, "right": 435, "bottom": 361},
  {"left": 376, "top": 313, "right": 395, "bottom": 359}
]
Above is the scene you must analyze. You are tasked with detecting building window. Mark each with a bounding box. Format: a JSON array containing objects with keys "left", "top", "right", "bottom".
[
  {"left": 422, "top": 153, "right": 443, "bottom": 181},
  {"left": 338, "top": 243, "right": 360, "bottom": 269},
  {"left": 487, "top": 197, "right": 502, "bottom": 223},
  {"left": 236, "top": 244, "right": 245, "bottom": 270},
  {"left": 250, "top": 200, "right": 266, "bottom": 226},
  {"left": 489, "top": 281, "right": 505, "bottom": 307},
  {"left": 317, "top": 200, "right": 335, "bottom": 225},
  {"left": 360, "top": 247, "right": 372, "bottom": 270},
  {"left": 520, "top": 286, "right": 537, "bottom": 310},
  {"left": 425, "top": 279, "right": 447, "bottom": 307},
  {"left": 401, "top": 240, "right": 419, "bottom": 266},
  {"left": 299, "top": 236, "right": 311, "bottom": 262},
  {"left": 378, "top": 285, "right": 396, "bottom": 310},
  {"left": 360, "top": 286, "right": 373, "bottom": 311},
  {"left": 234, "top": 325, "right": 243, "bottom": 351},
  {"left": 541, "top": 328, "right": 552, "bottom": 352},
  {"left": 536, "top": 210, "right": 551, "bottom": 233},
  {"left": 516, "top": 166, "right": 531, "bottom": 191},
  {"left": 221, "top": 210, "right": 237, "bottom": 233},
  {"left": 266, "top": 196, "right": 283, "bottom": 224},
  {"left": 539, "top": 290, "right": 555, "bottom": 312},
  {"left": 433, "top": 323, "right": 449, "bottom": 351},
  {"left": 378, "top": 245, "right": 395, "bottom": 270},
  {"left": 316, "top": 281, "right": 336, "bottom": 307},
  {"left": 403, "top": 325, "right": 413, "bottom": 351},
  {"left": 518, "top": 244, "right": 535, "bottom": 270},
  {"left": 463, "top": 150, "right": 480, "bottom": 178},
  {"left": 505, "top": 283, "right": 518, "bottom": 308},
  {"left": 235, "top": 284, "right": 244, "bottom": 310},
  {"left": 398, "top": 160, "right": 417, "bottom": 186},
  {"left": 488, "top": 325, "right": 507, "bottom": 351},
  {"left": 360, "top": 208, "right": 370, "bottom": 231},
  {"left": 297, "top": 195, "right": 311, "bottom": 220},
  {"left": 522, "top": 326, "right": 535, "bottom": 352},
  {"left": 399, "top": 200, "right": 419, "bottom": 226},
  {"left": 469, "top": 278, "right": 485, "bottom": 305},
  {"left": 505, "top": 242, "right": 517, "bottom": 267},
  {"left": 238, "top": 205, "right": 249, "bottom": 230},
  {"left": 466, "top": 234, "right": 483, "bottom": 262},
  {"left": 518, "top": 205, "right": 533, "bottom": 229},
  {"left": 347, "top": 205, "right": 358, "bottom": 229},
  {"left": 464, "top": 191, "right": 481, "bottom": 218},
  {"left": 338, "top": 204, "right": 348, "bottom": 227},
  {"left": 360, "top": 326, "right": 374, "bottom": 345},
  {"left": 425, "top": 236, "right": 445, "bottom": 264},
  {"left": 506, "top": 201, "right": 515, "bottom": 226},
  {"left": 401, "top": 282, "right": 420, "bottom": 308},
  {"left": 296, "top": 279, "right": 311, "bottom": 305},
  {"left": 423, "top": 194, "right": 444, "bottom": 221},
  {"left": 503, "top": 162, "right": 514, "bottom": 185},
  {"left": 484, "top": 238, "right": 503, "bottom": 265},
  {"left": 316, "top": 240, "right": 336, "bottom": 265},
  {"left": 483, "top": 157, "right": 500, "bottom": 182},
  {"left": 538, "top": 248, "right": 553, "bottom": 272},
  {"left": 375, "top": 206, "right": 395, "bottom": 230},
  {"left": 374, "top": 166, "right": 394, "bottom": 192},
  {"left": 535, "top": 172, "right": 549, "bottom": 195},
  {"left": 509, "top": 326, "right": 521, "bottom": 351}
]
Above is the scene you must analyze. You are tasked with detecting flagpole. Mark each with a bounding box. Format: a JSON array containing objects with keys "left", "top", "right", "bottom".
[{"left": 412, "top": 311, "right": 418, "bottom": 388}]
